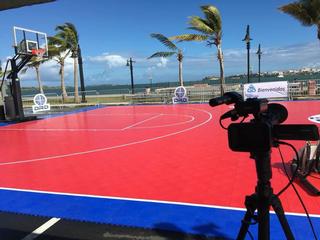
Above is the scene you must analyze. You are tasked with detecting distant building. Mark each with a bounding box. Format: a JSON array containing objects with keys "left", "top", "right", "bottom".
[
  {"left": 202, "top": 76, "right": 219, "bottom": 81},
  {"left": 277, "top": 72, "right": 284, "bottom": 78},
  {"left": 301, "top": 67, "right": 311, "bottom": 72}
]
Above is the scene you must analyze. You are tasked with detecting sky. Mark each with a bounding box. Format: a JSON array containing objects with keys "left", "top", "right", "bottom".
[{"left": 0, "top": 0, "right": 319, "bottom": 87}]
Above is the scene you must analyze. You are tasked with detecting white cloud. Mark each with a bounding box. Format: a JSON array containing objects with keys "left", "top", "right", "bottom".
[
  {"left": 142, "top": 57, "right": 170, "bottom": 80},
  {"left": 88, "top": 53, "right": 127, "bottom": 68},
  {"left": 223, "top": 49, "right": 245, "bottom": 58},
  {"left": 156, "top": 57, "right": 168, "bottom": 68},
  {"left": 196, "top": 41, "right": 320, "bottom": 74}
]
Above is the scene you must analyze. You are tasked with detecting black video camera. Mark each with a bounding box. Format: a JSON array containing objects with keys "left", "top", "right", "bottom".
[{"left": 209, "top": 92, "right": 319, "bottom": 152}]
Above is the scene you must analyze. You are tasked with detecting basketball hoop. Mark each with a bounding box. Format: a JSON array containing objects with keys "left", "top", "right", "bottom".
[{"left": 31, "top": 48, "right": 46, "bottom": 59}]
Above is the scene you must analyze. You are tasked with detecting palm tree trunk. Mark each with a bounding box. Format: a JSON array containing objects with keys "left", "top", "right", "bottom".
[
  {"left": 73, "top": 57, "right": 80, "bottom": 103},
  {"left": 60, "top": 62, "right": 68, "bottom": 103},
  {"left": 217, "top": 44, "right": 225, "bottom": 96},
  {"left": 35, "top": 65, "right": 44, "bottom": 94},
  {"left": 178, "top": 59, "right": 183, "bottom": 86}
]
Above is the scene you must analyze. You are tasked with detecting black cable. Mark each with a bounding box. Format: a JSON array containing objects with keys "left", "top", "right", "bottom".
[
  {"left": 275, "top": 141, "right": 299, "bottom": 197},
  {"left": 219, "top": 116, "right": 247, "bottom": 131},
  {"left": 219, "top": 117, "right": 228, "bottom": 130},
  {"left": 240, "top": 116, "right": 247, "bottom": 123},
  {"left": 276, "top": 141, "right": 319, "bottom": 240}
]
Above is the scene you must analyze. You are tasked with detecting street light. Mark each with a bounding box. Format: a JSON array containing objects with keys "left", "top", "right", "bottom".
[
  {"left": 149, "top": 74, "right": 153, "bottom": 91},
  {"left": 242, "top": 25, "right": 252, "bottom": 83},
  {"left": 126, "top": 58, "right": 135, "bottom": 94},
  {"left": 256, "top": 44, "right": 262, "bottom": 82}
]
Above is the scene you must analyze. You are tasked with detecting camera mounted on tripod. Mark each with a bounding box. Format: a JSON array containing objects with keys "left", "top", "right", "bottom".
[
  {"left": 210, "top": 92, "right": 320, "bottom": 239},
  {"left": 210, "top": 92, "right": 319, "bottom": 152}
]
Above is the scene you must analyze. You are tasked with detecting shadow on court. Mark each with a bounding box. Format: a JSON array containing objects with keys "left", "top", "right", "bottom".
[
  {"left": 0, "top": 211, "right": 231, "bottom": 240},
  {"left": 153, "top": 223, "right": 232, "bottom": 240}
]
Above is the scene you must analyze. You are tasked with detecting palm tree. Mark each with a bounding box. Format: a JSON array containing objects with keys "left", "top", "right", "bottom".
[
  {"left": 279, "top": 0, "right": 320, "bottom": 41},
  {"left": 21, "top": 56, "right": 48, "bottom": 94},
  {"left": 48, "top": 35, "right": 71, "bottom": 102},
  {"left": 171, "top": 5, "right": 225, "bottom": 96},
  {"left": 55, "top": 22, "right": 80, "bottom": 103},
  {"left": 0, "top": 63, "right": 3, "bottom": 78},
  {"left": 148, "top": 33, "right": 184, "bottom": 86}
]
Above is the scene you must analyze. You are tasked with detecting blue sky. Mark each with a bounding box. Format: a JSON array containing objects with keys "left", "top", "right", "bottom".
[{"left": 0, "top": 0, "right": 319, "bottom": 87}]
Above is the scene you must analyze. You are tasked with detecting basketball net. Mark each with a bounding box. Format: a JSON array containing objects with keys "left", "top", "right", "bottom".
[{"left": 31, "top": 48, "right": 46, "bottom": 60}]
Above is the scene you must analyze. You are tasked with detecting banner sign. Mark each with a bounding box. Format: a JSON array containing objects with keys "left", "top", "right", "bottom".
[
  {"left": 32, "top": 93, "right": 50, "bottom": 113},
  {"left": 243, "top": 81, "right": 288, "bottom": 100},
  {"left": 308, "top": 114, "right": 320, "bottom": 124},
  {"left": 172, "top": 86, "right": 188, "bottom": 104}
]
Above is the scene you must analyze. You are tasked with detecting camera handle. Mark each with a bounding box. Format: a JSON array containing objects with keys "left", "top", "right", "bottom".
[{"left": 237, "top": 150, "right": 295, "bottom": 240}]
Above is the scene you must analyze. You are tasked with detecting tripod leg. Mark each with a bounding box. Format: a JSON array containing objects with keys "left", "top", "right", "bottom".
[
  {"left": 271, "top": 195, "right": 295, "bottom": 240},
  {"left": 237, "top": 211, "right": 254, "bottom": 240},
  {"left": 237, "top": 195, "right": 257, "bottom": 240},
  {"left": 257, "top": 198, "right": 270, "bottom": 240}
]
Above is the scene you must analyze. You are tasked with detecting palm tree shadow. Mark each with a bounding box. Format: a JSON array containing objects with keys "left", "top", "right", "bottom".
[
  {"left": 153, "top": 222, "right": 232, "bottom": 240},
  {"left": 192, "top": 223, "right": 233, "bottom": 239}
]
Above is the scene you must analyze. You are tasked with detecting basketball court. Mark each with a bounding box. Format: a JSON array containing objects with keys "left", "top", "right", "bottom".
[{"left": 0, "top": 101, "right": 319, "bottom": 239}]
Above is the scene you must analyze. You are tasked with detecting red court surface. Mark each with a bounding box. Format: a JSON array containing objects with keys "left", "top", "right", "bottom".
[{"left": 0, "top": 102, "right": 319, "bottom": 218}]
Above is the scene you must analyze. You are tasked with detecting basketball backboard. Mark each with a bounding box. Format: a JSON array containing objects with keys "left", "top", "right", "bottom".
[{"left": 13, "top": 26, "right": 48, "bottom": 57}]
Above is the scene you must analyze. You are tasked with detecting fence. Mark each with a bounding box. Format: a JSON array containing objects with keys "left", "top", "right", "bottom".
[{"left": 21, "top": 81, "right": 320, "bottom": 108}]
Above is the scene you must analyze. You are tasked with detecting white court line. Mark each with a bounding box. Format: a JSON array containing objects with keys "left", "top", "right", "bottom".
[
  {"left": 135, "top": 115, "right": 195, "bottom": 129},
  {"left": 0, "top": 128, "right": 121, "bottom": 132},
  {"left": 86, "top": 113, "right": 157, "bottom": 116},
  {"left": 21, "top": 217, "right": 60, "bottom": 240},
  {"left": 1, "top": 187, "right": 319, "bottom": 218},
  {"left": 0, "top": 114, "right": 193, "bottom": 131},
  {"left": 121, "top": 114, "right": 162, "bottom": 130},
  {"left": 0, "top": 108, "right": 212, "bottom": 166}
]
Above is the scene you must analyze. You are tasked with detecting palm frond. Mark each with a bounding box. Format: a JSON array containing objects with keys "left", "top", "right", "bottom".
[
  {"left": 48, "top": 36, "right": 68, "bottom": 49},
  {"left": 64, "top": 22, "right": 79, "bottom": 42},
  {"left": 48, "top": 36, "right": 67, "bottom": 57},
  {"left": 279, "top": 2, "right": 313, "bottom": 26},
  {"left": 170, "top": 34, "right": 208, "bottom": 42},
  {"left": 48, "top": 47, "right": 60, "bottom": 58},
  {"left": 188, "top": 16, "right": 213, "bottom": 34},
  {"left": 201, "top": 5, "right": 222, "bottom": 33},
  {"left": 147, "top": 51, "right": 175, "bottom": 59},
  {"left": 21, "top": 56, "right": 44, "bottom": 73},
  {"left": 55, "top": 22, "right": 80, "bottom": 57},
  {"left": 20, "top": 68, "right": 28, "bottom": 75},
  {"left": 48, "top": 36, "right": 62, "bottom": 45},
  {"left": 150, "top": 33, "right": 177, "bottom": 50},
  {"left": 310, "top": 0, "right": 320, "bottom": 20},
  {"left": 55, "top": 25, "right": 65, "bottom": 32}
]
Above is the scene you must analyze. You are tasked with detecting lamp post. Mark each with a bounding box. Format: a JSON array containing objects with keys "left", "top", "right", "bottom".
[
  {"left": 126, "top": 58, "right": 135, "bottom": 94},
  {"left": 256, "top": 44, "right": 262, "bottom": 82},
  {"left": 242, "top": 25, "right": 252, "bottom": 83},
  {"left": 149, "top": 74, "right": 153, "bottom": 91}
]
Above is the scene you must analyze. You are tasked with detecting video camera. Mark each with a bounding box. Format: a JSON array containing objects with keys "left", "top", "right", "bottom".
[{"left": 209, "top": 92, "right": 319, "bottom": 152}]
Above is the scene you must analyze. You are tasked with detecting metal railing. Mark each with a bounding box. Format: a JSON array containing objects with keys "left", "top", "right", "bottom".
[{"left": 21, "top": 81, "right": 319, "bottom": 108}]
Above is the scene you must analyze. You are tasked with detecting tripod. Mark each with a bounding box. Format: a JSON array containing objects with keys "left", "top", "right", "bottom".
[
  {"left": 208, "top": 91, "right": 318, "bottom": 239},
  {"left": 237, "top": 151, "right": 295, "bottom": 240}
]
